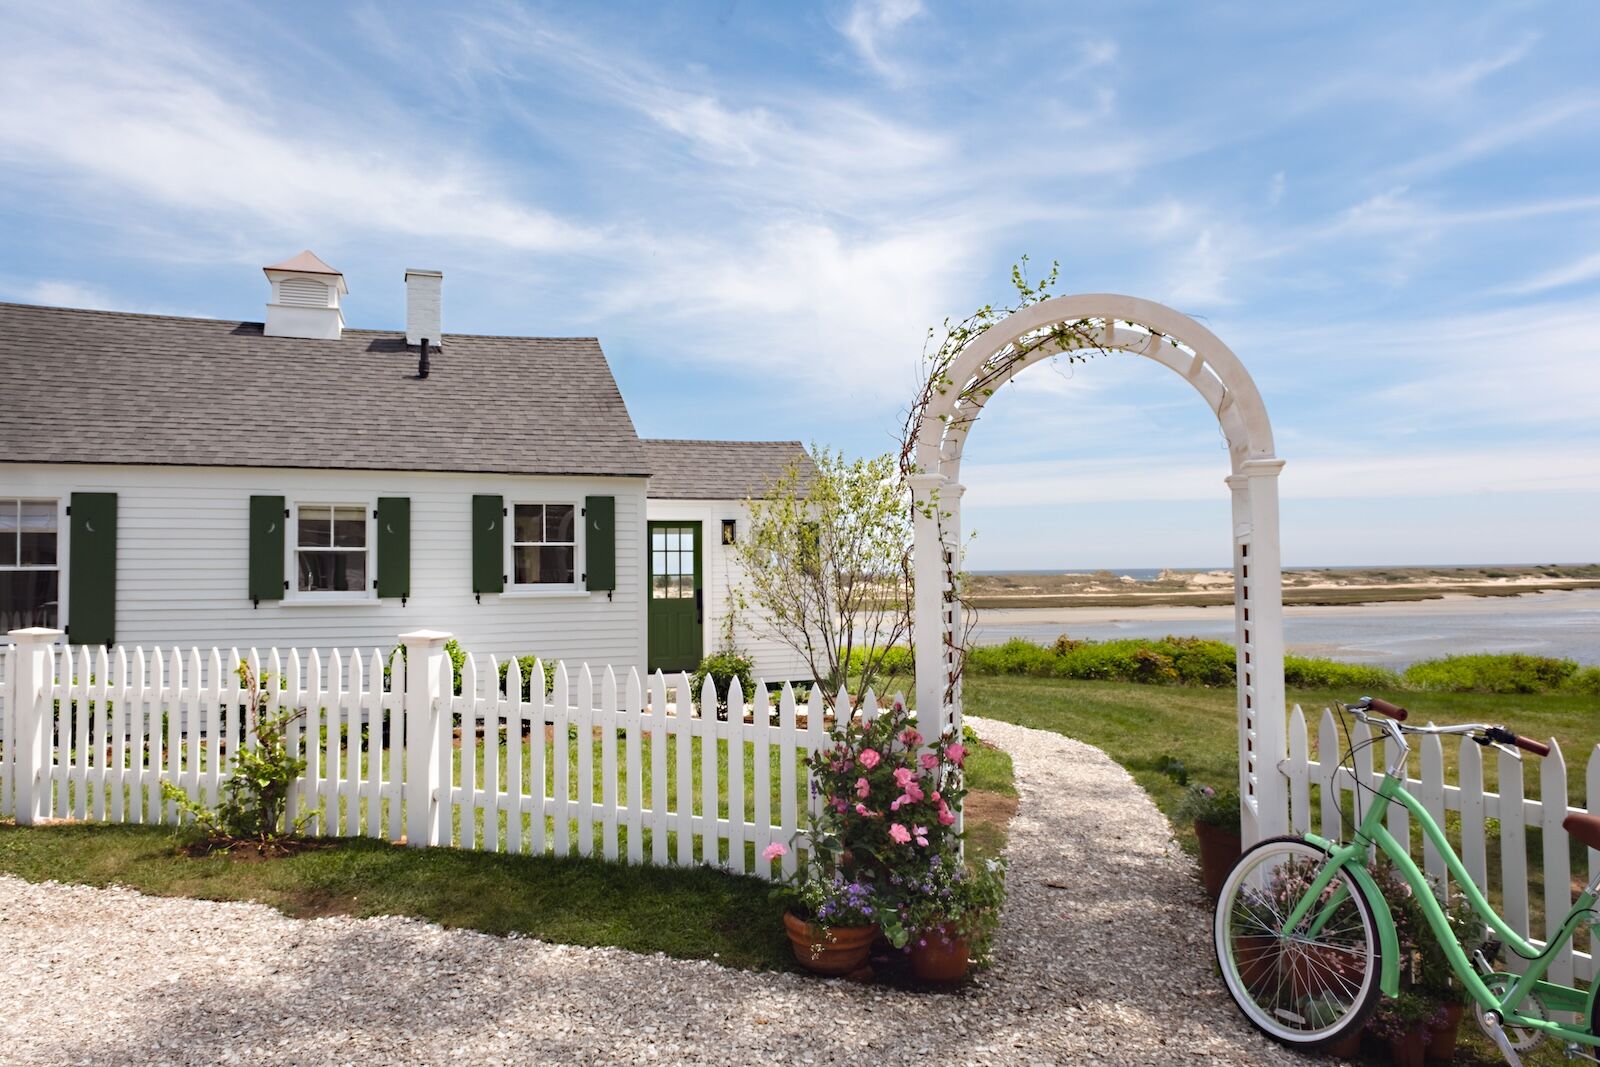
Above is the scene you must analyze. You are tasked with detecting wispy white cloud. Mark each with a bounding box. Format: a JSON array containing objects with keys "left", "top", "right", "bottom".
[
  {"left": 838, "top": 0, "right": 924, "bottom": 83},
  {"left": 1502, "top": 250, "right": 1600, "bottom": 296},
  {"left": 16, "top": 280, "right": 117, "bottom": 310}
]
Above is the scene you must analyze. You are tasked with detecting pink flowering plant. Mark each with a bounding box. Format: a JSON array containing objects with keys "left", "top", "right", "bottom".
[{"left": 804, "top": 699, "right": 969, "bottom": 882}]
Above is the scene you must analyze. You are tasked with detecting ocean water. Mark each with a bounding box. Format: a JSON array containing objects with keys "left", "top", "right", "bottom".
[{"left": 967, "top": 588, "right": 1600, "bottom": 668}]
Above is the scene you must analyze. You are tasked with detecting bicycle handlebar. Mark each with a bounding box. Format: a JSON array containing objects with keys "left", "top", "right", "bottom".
[
  {"left": 1486, "top": 726, "right": 1551, "bottom": 758},
  {"left": 1362, "top": 696, "right": 1408, "bottom": 721}
]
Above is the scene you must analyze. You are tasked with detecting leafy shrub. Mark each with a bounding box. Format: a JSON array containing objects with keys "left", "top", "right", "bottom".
[
  {"left": 841, "top": 644, "right": 915, "bottom": 679},
  {"left": 498, "top": 655, "right": 557, "bottom": 700},
  {"left": 692, "top": 650, "right": 755, "bottom": 712},
  {"left": 1404, "top": 653, "right": 1578, "bottom": 694},
  {"left": 1283, "top": 655, "right": 1402, "bottom": 691},
  {"left": 386, "top": 638, "right": 468, "bottom": 694},
  {"left": 1569, "top": 667, "right": 1600, "bottom": 695},
  {"left": 1175, "top": 782, "right": 1240, "bottom": 832}
]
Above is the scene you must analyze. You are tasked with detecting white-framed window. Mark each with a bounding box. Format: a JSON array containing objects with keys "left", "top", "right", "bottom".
[
  {"left": 0, "top": 497, "right": 60, "bottom": 630},
  {"left": 290, "top": 501, "right": 375, "bottom": 600},
  {"left": 508, "top": 501, "right": 579, "bottom": 589}
]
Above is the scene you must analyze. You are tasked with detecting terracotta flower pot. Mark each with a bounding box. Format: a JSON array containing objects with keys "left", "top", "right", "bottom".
[
  {"left": 907, "top": 923, "right": 971, "bottom": 983},
  {"left": 1232, "top": 933, "right": 1279, "bottom": 992},
  {"left": 1387, "top": 1025, "right": 1427, "bottom": 1067},
  {"left": 1194, "top": 819, "right": 1243, "bottom": 901},
  {"left": 1289, "top": 943, "right": 1365, "bottom": 1001},
  {"left": 1324, "top": 1029, "right": 1362, "bottom": 1060},
  {"left": 1426, "top": 1002, "right": 1464, "bottom": 1062},
  {"left": 783, "top": 911, "right": 876, "bottom": 976}
]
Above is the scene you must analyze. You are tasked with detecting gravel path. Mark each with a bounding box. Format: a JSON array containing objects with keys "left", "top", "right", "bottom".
[{"left": 0, "top": 716, "right": 1308, "bottom": 1066}]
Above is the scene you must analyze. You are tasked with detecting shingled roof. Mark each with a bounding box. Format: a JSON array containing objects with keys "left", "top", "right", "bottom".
[
  {"left": 0, "top": 303, "right": 648, "bottom": 478},
  {"left": 641, "top": 439, "right": 816, "bottom": 500}
]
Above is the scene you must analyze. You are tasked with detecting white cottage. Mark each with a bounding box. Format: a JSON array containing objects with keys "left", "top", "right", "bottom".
[{"left": 0, "top": 252, "right": 814, "bottom": 683}]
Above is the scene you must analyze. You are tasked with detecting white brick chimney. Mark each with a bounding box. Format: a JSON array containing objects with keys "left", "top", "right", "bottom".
[
  {"left": 405, "top": 269, "right": 443, "bottom": 347},
  {"left": 263, "top": 250, "right": 346, "bottom": 340}
]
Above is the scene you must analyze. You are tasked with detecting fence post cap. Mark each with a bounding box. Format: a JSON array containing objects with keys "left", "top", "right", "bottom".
[
  {"left": 7, "top": 627, "right": 64, "bottom": 641},
  {"left": 397, "top": 628, "right": 453, "bottom": 644}
]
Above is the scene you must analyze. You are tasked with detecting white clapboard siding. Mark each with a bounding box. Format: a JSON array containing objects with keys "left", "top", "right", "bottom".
[{"left": 1284, "top": 703, "right": 1598, "bottom": 983}]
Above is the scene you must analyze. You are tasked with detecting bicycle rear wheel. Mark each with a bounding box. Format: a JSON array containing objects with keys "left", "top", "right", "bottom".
[{"left": 1214, "top": 836, "right": 1383, "bottom": 1049}]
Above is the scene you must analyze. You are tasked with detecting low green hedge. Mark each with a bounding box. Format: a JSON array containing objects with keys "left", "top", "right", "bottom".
[{"left": 867, "top": 638, "right": 1597, "bottom": 694}]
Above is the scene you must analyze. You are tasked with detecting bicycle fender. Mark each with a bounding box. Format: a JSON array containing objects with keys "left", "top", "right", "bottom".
[{"left": 1305, "top": 833, "right": 1401, "bottom": 997}]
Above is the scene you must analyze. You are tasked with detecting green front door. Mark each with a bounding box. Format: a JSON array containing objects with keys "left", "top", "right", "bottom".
[{"left": 647, "top": 521, "right": 703, "bottom": 673}]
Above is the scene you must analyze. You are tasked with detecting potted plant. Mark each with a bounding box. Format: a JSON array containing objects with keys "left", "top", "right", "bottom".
[
  {"left": 1177, "top": 782, "right": 1241, "bottom": 900},
  {"left": 773, "top": 852, "right": 881, "bottom": 978},
  {"left": 881, "top": 853, "right": 1007, "bottom": 982},
  {"left": 1367, "top": 992, "right": 1433, "bottom": 1067},
  {"left": 1368, "top": 858, "right": 1480, "bottom": 1063}
]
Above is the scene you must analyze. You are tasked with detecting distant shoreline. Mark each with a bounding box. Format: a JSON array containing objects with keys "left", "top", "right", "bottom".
[{"left": 963, "top": 564, "right": 1600, "bottom": 611}]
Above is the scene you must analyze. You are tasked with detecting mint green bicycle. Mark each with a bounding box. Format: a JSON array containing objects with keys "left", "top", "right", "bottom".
[{"left": 1214, "top": 696, "right": 1600, "bottom": 1066}]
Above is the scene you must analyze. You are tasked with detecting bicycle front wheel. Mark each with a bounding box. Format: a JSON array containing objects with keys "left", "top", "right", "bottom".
[{"left": 1214, "top": 836, "right": 1383, "bottom": 1048}]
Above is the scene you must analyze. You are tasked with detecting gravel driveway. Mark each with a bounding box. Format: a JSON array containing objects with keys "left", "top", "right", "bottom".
[{"left": 0, "top": 716, "right": 1308, "bottom": 1066}]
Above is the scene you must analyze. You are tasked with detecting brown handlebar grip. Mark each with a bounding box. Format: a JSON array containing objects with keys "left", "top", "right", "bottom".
[
  {"left": 1516, "top": 735, "right": 1552, "bottom": 757},
  {"left": 1367, "top": 698, "right": 1408, "bottom": 721}
]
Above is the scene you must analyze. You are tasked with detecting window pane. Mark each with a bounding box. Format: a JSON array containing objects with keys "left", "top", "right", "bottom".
[
  {"left": 515, "top": 545, "right": 576, "bottom": 585},
  {"left": 514, "top": 545, "right": 538, "bottom": 585},
  {"left": 333, "top": 507, "right": 366, "bottom": 547},
  {"left": 0, "top": 499, "right": 16, "bottom": 567},
  {"left": 298, "top": 549, "right": 366, "bottom": 592},
  {"left": 545, "top": 504, "right": 575, "bottom": 543},
  {"left": 19, "top": 501, "right": 56, "bottom": 567},
  {"left": 514, "top": 504, "right": 543, "bottom": 544},
  {"left": 651, "top": 529, "right": 666, "bottom": 551},
  {"left": 299, "top": 506, "right": 331, "bottom": 547},
  {"left": 0, "top": 570, "right": 59, "bottom": 630}
]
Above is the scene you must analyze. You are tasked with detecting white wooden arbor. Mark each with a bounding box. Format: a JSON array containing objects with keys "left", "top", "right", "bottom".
[{"left": 910, "top": 293, "right": 1288, "bottom": 844}]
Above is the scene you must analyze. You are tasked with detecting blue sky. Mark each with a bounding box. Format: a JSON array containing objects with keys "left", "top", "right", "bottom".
[{"left": 2, "top": 1, "right": 1597, "bottom": 569}]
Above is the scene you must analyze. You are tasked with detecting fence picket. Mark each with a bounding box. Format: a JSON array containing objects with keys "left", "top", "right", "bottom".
[
  {"left": 92, "top": 646, "right": 110, "bottom": 820},
  {"left": 552, "top": 662, "right": 572, "bottom": 857},
  {"left": 205, "top": 649, "right": 222, "bottom": 810},
  {"left": 1459, "top": 738, "right": 1488, "bottom": 897},
  {"left": 701, "top": 673, "right": 719, "bottom": 867},
  {"left": 778, "top": 683, "right": 798, "bottom": 878},
  {"left": 576, "top": 664, "right": 595, "bottom": 858},
  {"left": 753, "top": 681, "right": 772, "bottom": 879},
  {"left": 649, "top": 671, "right": 668, "bottom": 865},
  {"left": 1419, "top": 731, "right": 1447, "bottom": 895},
  {"left": 1499, "top": 747, "right": 1530, "bottom": 953},
  {"left": 74, "top": 646, "right": 91, "bottom": 820},
  {"left": 624, "top": 668, "right": 644, "bottom": 864},
  {"left": 386, "top": 653, "right": 403, "bottom": 841},
  {"left": 344, "top": 651, "right": 362, "bottom": 836},
  {"left": 1541, "top": 739, "right": 1574, "bottom": 985},
  {"left": 506, "top": 657, "right": 524, "bottom": 854},
  {"left": 1318, "top": 707, "right": 1340, "bottom": 839},
  {"left": 485, "top": 656, "right": 503, "bottom": 853},
  {"left": 1286, "top": 705, "right": 1307, "bottom": 834},
  {"left": 366, "top": 649, "right": 385, "bottom": 839},
  {"left": 304, "top": 649, "right": 322, "bottom": 836},
  {"left": 165, "top": 647, "right": 182, "bottom": 823},
  {"left": 600, "top": 666, "right": 619, "bottom": 861},
  {"left": 726, "top": 677, "right": 745, "bottom": 875},
  {"left": 674, "top": 671, "right": 694, "bottom": 866}
]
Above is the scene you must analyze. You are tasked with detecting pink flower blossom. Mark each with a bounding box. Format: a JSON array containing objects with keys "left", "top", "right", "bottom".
[
  {"left": 930, "top": 791, "right": 941, "bottom": 803},
  {"left": 889, "top": 822, "right": 911, "bottom": 844},
  {"left": 946, "top": 743, "right": 967, "bottom": 766},
  {"left": 890, "top": 796, "right": 905, "bottom": 811},
  {"left": 855, "top": 803, "right": 880, "bottom": 818},
  {"left": 762, "top": 843, "right": 788, "bottom": 861},
  {"left": 920, "top": 752, "right": 939, "bottom": 770},
  {"left": 900, "top": 728, "right": 923, "bottom": 747},
  {"left": 903, "top": 781, "right": 925, "bottom": 803},
  {"left": 832, "top": 798, "right": 848, "bottom": 813},
  {"left": 912, "top": 825, "right": 929, "bottom": 846},
  {"left": 937, "top": 803, "right": 956, "bottom": 826},
  {"left": 855, "top": 776, "right": 871, "bottom": 799},
  {"left": 893, "top": 767, "right": 917, "bottom": 789},
  {"left": 859, "top": 749, "right": 881, "bottom": 770}
]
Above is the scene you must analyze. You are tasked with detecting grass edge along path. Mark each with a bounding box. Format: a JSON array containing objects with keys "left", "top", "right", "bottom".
[{"left": 0, "top": 724, "right": 1016, "bottom": 974}]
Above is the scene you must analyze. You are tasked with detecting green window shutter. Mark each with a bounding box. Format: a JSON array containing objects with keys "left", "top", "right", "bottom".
[
  {"left": 68, "top": 492, "right": 117, "bottom": 645},
  {"left": 376, "top": 497, "right": 411, "bottom": 600},
  {"left": 584, "top": 495, "right": 615, "bottom": 592},
  {"left": 249, "top": 495, "right": 286, "bottom": 603},
  {"left": 472, "top": 494, "right": 504, "bottom": 594}
]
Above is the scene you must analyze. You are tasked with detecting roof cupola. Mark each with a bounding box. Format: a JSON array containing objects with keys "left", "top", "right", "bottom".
[{"left": 263, "top": 250, "right": 347, "bottom": 340}]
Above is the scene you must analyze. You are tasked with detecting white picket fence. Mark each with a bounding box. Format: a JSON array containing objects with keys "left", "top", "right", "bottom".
[
  {"left": 0, "top": 628, "right": 864, "bottom": 881},
  {"left": 1283, "top": 703, "right": 1600, "bottom": 985}
]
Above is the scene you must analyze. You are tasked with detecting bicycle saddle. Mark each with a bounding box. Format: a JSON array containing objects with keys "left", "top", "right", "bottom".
[{"left": 1564, "top": 813, "right": 1600, "bottom": 852}]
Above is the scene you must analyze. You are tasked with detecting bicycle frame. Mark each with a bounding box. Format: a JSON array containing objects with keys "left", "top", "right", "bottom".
[{"left": 1288, "top": 767, "right": 1600, "bottom": 1047}]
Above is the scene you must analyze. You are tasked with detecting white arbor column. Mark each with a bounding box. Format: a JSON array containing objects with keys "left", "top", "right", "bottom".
[
  {"left": 8, "top": 627, "right": 63, "bottom": 825},
  {"left": 909, "top": 473, "right": 948, "bottom": 727},
  {"left": 1228, "top": 459, "right": 1288, "bottom": 844},
  {"left": 941, "top": 482, "right": 967, "bottom": 738}
]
